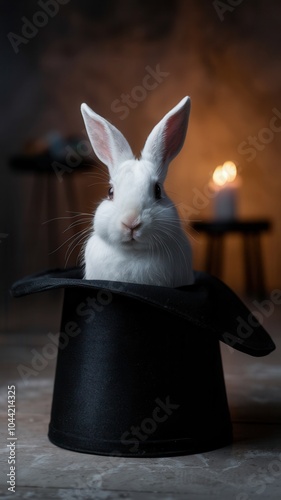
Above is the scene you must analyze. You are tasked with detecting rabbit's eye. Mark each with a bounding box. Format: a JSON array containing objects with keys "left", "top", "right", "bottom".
[
  {"left": 154, "top": 183, "right": 162, "bottom": 200},
  {"left": 108, "top": 186, "right": 114, "bottom": 200}
]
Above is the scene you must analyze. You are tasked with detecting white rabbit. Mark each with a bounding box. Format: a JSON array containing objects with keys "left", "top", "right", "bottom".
[{"left": 80, "top": 96, "right": 194, "bottom": 287}]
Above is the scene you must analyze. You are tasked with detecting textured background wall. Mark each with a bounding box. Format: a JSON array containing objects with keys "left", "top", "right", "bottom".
[{"left": 1, "top": 0, "right": 281, "bottom": 329}]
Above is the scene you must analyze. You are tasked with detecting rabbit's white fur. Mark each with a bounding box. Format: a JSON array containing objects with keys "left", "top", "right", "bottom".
[{"left": 81, "top": 96, "right": 194, "bottom": 287}]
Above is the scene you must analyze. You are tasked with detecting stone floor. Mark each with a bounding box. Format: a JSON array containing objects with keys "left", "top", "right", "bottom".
[{"left": 0, "top": 291, "right": 281, "bottom": 499}]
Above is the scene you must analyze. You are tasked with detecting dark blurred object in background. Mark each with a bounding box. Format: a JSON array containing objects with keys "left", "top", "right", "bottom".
[{"left": 1, "top": 0, "right": 281, "bottom": 332}]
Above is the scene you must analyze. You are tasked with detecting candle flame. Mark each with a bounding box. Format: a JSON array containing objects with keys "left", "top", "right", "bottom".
[
  {"left": 223, "top": 161, "right": 237, "bottom": 182},
  {"left": 212, "top": 161, "right": 237, "bottom": 186},
  {"left": 212, "top": 166, "right": 227, "bottom": 186}
]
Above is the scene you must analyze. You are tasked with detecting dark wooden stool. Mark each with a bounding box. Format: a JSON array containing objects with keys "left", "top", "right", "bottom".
[
  {"left": 9, "top": 145, "right": 95, "bottom": 268},
  {"left": 191, "top": 220, "right": 271, "bottom": 298}
]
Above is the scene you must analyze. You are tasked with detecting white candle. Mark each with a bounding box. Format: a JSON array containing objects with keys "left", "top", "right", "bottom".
[
  {"left": 214, "top": 183, "right": 237, "bottom": 220},
  {"left": 211, "top": 162, "right": 240, "bottom": 221}
]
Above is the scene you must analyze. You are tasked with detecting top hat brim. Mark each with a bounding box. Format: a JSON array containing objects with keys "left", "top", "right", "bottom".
[{"left": 11, "top": 267, "right": 275, "bottom": 357}]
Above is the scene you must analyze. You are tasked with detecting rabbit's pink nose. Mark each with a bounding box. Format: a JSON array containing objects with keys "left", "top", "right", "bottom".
[
  {"left": 122, "top": 216, "right": 142, "bottom": 231},
  {"left": 122, "top": 220, "right": 142, "bottom": 231}
]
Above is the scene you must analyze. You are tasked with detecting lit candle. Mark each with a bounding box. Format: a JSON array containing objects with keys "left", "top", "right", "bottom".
[{"left": 211, "top": 161, "right": 240, "bottom": 221}]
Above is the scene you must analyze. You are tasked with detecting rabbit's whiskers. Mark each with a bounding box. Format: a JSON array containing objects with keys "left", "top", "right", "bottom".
[
  {"left": 43, "top": 211, "right": 92, "bottom": 267},
  {"left": 64, "top": 227, "right": 91, "bottom": 267}
]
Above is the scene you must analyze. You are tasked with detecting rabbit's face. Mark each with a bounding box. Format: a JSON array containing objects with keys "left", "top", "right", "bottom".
[{"left": 94, "top": 159, "right": 177, "bottom": 251}]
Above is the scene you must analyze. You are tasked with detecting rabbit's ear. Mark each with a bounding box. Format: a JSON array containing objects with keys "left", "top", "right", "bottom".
[
  {"left": 81, "top": 103, "right": 134, "bottom": 173},
  {"left": 141, "top": 96, "right": 191, "bottom": 180}
]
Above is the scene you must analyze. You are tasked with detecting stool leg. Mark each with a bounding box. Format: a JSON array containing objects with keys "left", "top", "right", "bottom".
[
  {"left": 64, "top": 175, "right": 78, "bottom": 215},
  {"left": 46, "top": 173, "right": 59, "bottom": 266},
  {"left": 25, "top": 174, "right": 46, "bottom": 270},
  {"left": 253, "top": 233, "right": 266, "bottom": 299},
  {"left": 243, "top": 235, "right": 255, "bottom": 296},
  {"left": 205, "top": 236, "right": 215, "bottom": 274},
  {"left": 213, "top": 234, "right": 224, "bottom": 279},
  {"left": 205, "top": 234, "right": 223, "bottom": 278},
  {"left": 63, "top": 175, "right": 83, "bottom": 266}
]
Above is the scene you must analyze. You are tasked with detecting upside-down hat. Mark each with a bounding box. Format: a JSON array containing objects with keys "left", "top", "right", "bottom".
[{"left": 11, "top": 266, "right": 275, "bottom": 457}]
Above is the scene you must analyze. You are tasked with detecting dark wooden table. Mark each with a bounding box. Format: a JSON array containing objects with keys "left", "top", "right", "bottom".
[{"left": 191, "top": 219, "right": 271, "bottom": 298}]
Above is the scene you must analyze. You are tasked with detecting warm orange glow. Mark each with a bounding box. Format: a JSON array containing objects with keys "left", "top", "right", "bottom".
[
  {"left": 212, "top": 161, "right": 237, "bottom": 186},
  {"left": 223, "top": 161, "right": 237, "bottom": 182},
  {"left": 212, "top": 166, "right": 227, "bottom": 186}
]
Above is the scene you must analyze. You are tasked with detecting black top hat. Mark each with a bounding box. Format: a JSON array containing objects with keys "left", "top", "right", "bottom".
[{"left": 11, "top": 267, "right": 275, "bottom": 457}]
